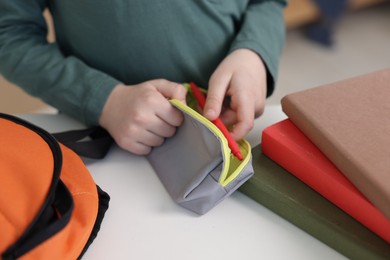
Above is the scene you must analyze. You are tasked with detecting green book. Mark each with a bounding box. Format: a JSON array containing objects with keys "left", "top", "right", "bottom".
[{"left": 239, "top": 146, "right": 390, "bottom": 260}]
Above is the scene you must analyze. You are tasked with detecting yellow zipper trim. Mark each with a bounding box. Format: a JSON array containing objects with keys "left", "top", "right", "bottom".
[
  {"left": 170, "top": 99, "right": 250, "bottom": 187},
  {"left": 222, "top": 139, "right": 251, "bottom": 186}
]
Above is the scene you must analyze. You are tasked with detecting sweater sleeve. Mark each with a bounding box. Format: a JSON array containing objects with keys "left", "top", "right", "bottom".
[
  {"left": 229, "top": 0, "right": 287, "bottom": 97},
  {"left": 0, "top": 0, "right": 120, "bottom": 125}
]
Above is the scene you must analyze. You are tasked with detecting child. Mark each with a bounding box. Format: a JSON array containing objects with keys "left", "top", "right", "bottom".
[{"left": 0, "top": 0, "right": 287, "bottom": 155}]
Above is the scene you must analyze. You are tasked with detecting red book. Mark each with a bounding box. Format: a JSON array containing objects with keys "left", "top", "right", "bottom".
[{"left": 262, "top": 119, "right": 390, "bottom": 244}]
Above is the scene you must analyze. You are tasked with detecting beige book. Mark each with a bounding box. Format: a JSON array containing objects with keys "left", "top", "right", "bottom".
[{"left": 281, "top": 68, "right": 390, "bottom": 220}]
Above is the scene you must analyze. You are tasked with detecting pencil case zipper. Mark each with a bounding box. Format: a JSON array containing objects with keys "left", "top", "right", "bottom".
[{"left": 169, "top": 99, "right": 251, "bottom": 187}]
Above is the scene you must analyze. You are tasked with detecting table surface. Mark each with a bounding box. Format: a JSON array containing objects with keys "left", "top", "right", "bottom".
[{"left": 20, "top": 105, "right": 346, "bottom": 260}]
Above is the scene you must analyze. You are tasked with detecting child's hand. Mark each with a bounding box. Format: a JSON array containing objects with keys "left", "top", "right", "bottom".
[
  {"left": 99, "top": 79, "right": 187, "bottom": 155},
  {"left": 204, "top": 48, "right": 267, "bottom": 140}
]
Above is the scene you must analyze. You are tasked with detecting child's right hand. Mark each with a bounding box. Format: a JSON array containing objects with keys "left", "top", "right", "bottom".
[{"left": 99, "top": 79, "right": 187, "bottom": 155}]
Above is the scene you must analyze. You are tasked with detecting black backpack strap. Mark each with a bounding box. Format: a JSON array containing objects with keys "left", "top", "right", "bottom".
[
  {"left": 53, "top": 127, "right": 113, "bottom": 260},
  {"left": 53, "top": 127, "right": 114, "bottom": 159}
]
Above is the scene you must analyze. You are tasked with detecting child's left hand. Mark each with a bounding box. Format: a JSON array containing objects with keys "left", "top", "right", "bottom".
[{"left": 203, "top": 48, "right": 267, "bottom": 141}]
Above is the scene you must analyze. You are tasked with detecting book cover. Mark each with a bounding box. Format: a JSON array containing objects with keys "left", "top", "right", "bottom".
[
  {"left": 281, "top": 68, "right": 390, "bottom": 220},
  {"left": 239, "top": 146, "right": 390, "bottom": 260},
  {"left": 261, "top": 118, "right": 390, "bottom": 244}
]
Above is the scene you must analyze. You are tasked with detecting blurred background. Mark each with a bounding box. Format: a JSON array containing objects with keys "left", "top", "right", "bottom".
[
  {"left": 267, "top": 0, "right": 390, "bottom": 106},
  {"left": 1, "top": 0, "right": 389, "bottom": 114}
]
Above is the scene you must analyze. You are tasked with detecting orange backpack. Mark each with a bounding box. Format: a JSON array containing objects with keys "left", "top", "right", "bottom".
[{"left": 0, "top": 113, "right": 110, "bottom": 259}]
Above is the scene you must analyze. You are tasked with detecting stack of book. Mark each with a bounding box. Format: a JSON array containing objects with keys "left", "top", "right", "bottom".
[{"left": 239, "top": 69, "right": 390, "bottom": 259}]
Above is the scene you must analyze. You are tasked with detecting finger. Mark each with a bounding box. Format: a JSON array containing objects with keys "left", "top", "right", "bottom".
[
  {"left": 148, "top": 117, "right": 178, "bottom": 138},
  {"left": 128, "top": 142, "right": 152, "bottom": 155},
  {"left": 155, "top": 98, "right": 184, "bottom": 127},
  {"left": 204, "top": 73, "right": 232, "bottom": 120},
  {"left": 219, "top": 109, "right": 237, "bottom": 127},
  {"left": 116, "top": 127, "right": 164, "bottom": 153},
  {"left": 138, "top": 129, "right": 166, "bottom": 147},
  {"left": 153, "top": 80, "right": 187, "bottom": 103},
  {"left": 230, "top": 93, "right": 255, "bottom": 140},
  {"left": 115, "top": 135, "right": 153, "bottom": 155}
]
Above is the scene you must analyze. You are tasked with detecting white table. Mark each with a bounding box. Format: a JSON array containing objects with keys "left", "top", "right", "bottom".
[{"left": 21, "top": 105, "right": 345, "bottom": 260}]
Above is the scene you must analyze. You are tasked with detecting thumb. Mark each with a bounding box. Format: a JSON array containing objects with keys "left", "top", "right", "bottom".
[{"left": 154, "top": 80, "right": 187, "bottom": 103}]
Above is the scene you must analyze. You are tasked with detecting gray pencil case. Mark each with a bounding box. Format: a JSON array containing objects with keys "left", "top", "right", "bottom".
[{"left": 146, "top": 99, "right": 254, "bottom": 215}]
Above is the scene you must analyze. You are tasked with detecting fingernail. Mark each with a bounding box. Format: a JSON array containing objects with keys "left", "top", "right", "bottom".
[{"left": 205, "top": 109, "right": 216, "bottom": 119}]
